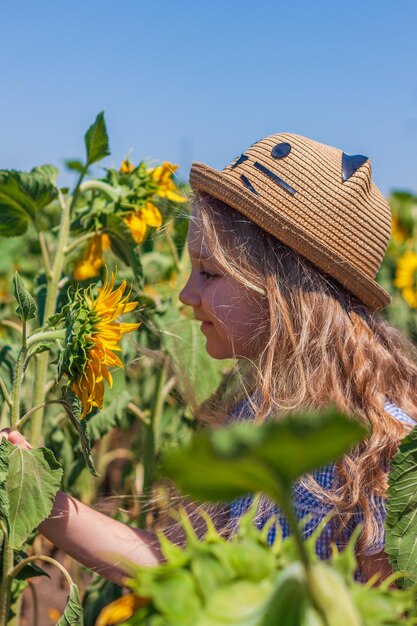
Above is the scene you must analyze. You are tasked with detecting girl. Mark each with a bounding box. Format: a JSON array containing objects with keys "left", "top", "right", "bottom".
[{"left": 3, "top": 132, "right": 417, "bottom": 584}]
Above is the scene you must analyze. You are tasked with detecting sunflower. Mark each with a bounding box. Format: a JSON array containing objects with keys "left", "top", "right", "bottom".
[
  {"left": 124, "top": 201, "right": 163, "bottom": 243},
  {"left": 390, "top": 215, "right": 410, "bottom": 245},
  {"left": 68, "top": 270, "right": 140, "bottom": 418},
  {"left": 73, "top": 233, "right": 111, "bottom": 281},
  {"left": 120, "top": 158, "right": 135, "bottom": 174},
  {"left": 148, "top": 161, "right": 187, "bottom": 204},
  {"left": 394, "top": 251, "right": 417, "bottom": 308}
]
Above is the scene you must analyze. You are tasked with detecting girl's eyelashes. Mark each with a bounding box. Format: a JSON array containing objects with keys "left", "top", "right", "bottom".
[{"left": 199, "top": 270, "right": 219, "bottom": 280}]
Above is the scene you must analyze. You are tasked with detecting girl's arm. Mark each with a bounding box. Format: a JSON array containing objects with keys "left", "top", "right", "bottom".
[{"left": 39, "top": 491, "right": 163, "bottom": 586}]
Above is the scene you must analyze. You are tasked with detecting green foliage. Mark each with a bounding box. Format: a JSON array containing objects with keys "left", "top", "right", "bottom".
[
  {"left": 106, "top": 215, "right": 144, "bottom": 290},
  {"left": 116, "top": 504, "right": 416, "bottom": 626},
  {"left": 12, "top": 272, "right": 37, "bottom": 321},
  {"left": 57, "top": 583, "right": 84, "bottom": 625},
  {"left": 0, "top": 165, "right": 58, "bottom": 236},
  {"left": 85, "top": 111, "right": 110, "bottom": 167},
  {"left": 386, "top": 424, "right": 417, "bottom": 587},
  {"left": 82, "top": 577, "right": 123, "bottom": 626},
  {"left": 2, "top": 440, "right": 62, "bottom": 549},
  {"left": 160, "top": 406, "right": 367, "bottom": 506},
  {"left": 59, "top": 392, "right": 99, "bottom": 477},
  {"left": 155, "top": 308, "right": 228, "bottom": 408}
]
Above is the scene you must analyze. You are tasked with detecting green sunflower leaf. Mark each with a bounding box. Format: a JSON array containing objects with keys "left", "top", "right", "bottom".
[
  {"left": 85, "top": 111, "right": 110, "bottom": 167},
  {"left": 385, "top": 423, "right": 417, "bottom": 586},
  {"left": 5, "top": 442, "right": 63, "bottom": 549},
  {"left": 160, "top": 406, "right": 367, "bottom": 507},
  {"left": 0, "top": 438, "right": 11, "bottom": 523},
  {"left": 14, "top": 550, "right": 50, "bottom": 580},
  {"left": 0, "top": 166, "right": 58, "bottom": 236},
  {"left": 57, "top": 583, "right": 84, "bottom": 625},
  {"left": 12, "top": 272, "right": 37, "bottom": 321},
  {"left": 106, "top": 215, "right": 144, "bottom": 290}
]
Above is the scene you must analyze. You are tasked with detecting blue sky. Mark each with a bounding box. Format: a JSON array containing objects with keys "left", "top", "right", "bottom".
[{"left": 1, "top": 0, "right": 417, "bottom": 195}]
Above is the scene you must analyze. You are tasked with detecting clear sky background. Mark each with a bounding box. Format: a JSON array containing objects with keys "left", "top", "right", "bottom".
[{"left": 1, "top": 0, "right": 416, "bottom": 195}]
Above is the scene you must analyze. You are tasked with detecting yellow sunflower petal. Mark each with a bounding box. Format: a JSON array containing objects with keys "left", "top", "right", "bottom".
[
  {"left": 70, "top": 271, "right": 139, "bottom": 418},
  {"left": 96, "top": 594, "right": 148, "bottom": 626},
  {"left": 73, "top": 234, "right": 110, "bottom": 281},
  {"left": 124, "top": 212, "right": 147, "bottom": 243},
  {"left": 141, "top": 202, "right": 163, "bottom": 228},
  {"left": 120, "top": 159, "right": 135, "bottom": 174}
]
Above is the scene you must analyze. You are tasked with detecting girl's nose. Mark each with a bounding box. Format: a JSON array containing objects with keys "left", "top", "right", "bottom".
[{"left": 179, "top": 275, "right": 201, "bottom": 308}]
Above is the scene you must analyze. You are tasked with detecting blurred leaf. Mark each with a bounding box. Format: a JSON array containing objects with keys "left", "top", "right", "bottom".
[
  {"left": 161, "top": 407, "right": 367, "bottom": 506},
  {"left": 106, "top": 215, "right": 144, "bottom": 290},
  {"left": 260, "top": 565, "right": 308, "bottom": 626},
  {"left": 85, "top": 111, "right": 110, "bottom": 167},
  {"left": 14, "top": 550, "right": 50, "bottom": 580},
  {"left": 5, "top": 441, "right": 62, "bottom": 549},
  {"left": 12, "top": 272, "right": 37, "bottom": 321},
  {"left": 386, "top": 424, "right": 417, "bottom": 586},
  {"left": 65, "top": 159, "right": 86, "bottom": 174},
  {"left": 155, "top": 308, "right": 226, "bottom": 406},
  {"left": 57, "top": 584, "right": 84, "bottom": 625},
  {"left": 86, "top": 369, "right": 131, "bottom": 442},
  {"left": 82, "top": 577, "right": 122, "bottom": 626},
  {"left": 0, "top": 166, "right": 58, "bottom": 236}
]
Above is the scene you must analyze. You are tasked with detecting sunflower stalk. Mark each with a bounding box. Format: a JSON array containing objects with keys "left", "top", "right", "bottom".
[
  {"left": 31, "top": 175, "right": 85, "bottom": 446},
  {"left": 10, "top": 319, "right": 27, "bottom": 429},
  {"left": 279, "top": 492, "right": 330, "bottom": 626},
  {"left": 138, "top": 354, "right": 168, "bottom": 529},
  {"left": 79, "top": 179, "right": 120, "bottom": 203},
  {"left": 0, "top": 521, "right": 12, "bottom": 626}
]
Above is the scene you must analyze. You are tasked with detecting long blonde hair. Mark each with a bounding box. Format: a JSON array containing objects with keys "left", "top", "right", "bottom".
[{"left": 190, "top": 190, "right": 417, "bottom": 554}]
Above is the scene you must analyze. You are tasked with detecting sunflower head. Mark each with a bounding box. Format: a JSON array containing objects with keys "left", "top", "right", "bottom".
[
  {"left": 62, "top": 270, "right": 140, "bottom": 418},
  {"left": 73, "top": 233, "right": 111, "bottom": 281},
  {"left": 394, "top": 251, "right": 417, "bottom": 309}
]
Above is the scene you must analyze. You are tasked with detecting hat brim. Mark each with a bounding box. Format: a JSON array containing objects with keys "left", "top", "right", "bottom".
[{"left": 189, "top": 161, "right": 391, "bottom": 311}]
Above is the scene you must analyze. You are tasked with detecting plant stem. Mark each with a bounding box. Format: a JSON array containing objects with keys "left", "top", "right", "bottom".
[
  {"left": 0, "top": 376, "right": 12, "bottom": 409},
  {"left": 27, "top": 581, "right": 39, "bottom": 626},
  {"left": 10, "top": 554, "right": 75, "bottom": 590},
  {"left": 165, "top": 222, "right": 180, "bottom": 272},
  {"left": 0, "top": 522, "right": 13, "bottom": 626},
  {"left": 10, "top": 320, "right": 27, "bottom": 429},
  {"left": 64, "top": 230, "right": 98, "bottom": 255},
  {"left": 138, "top": 355, "right": 168, "bottom": 529},
  {"left": 27, "top": 329, "right": 66, "bottom": 349},
  {"left": 31, "top": 178, "right": 84, "bottom": 446},
  {"left": 280, "top": 494, "right": 330, "bottom": 626},
  {"left": 38, "top": 232, "right": 52, "bottom": 279},
  {"left": 79, "top": 179, "right": 120, "bottom": 202}
]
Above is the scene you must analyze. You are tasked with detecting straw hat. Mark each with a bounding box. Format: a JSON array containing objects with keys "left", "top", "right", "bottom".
[{"left": 189, "top": 133, "right": 392, "bottom": 311}]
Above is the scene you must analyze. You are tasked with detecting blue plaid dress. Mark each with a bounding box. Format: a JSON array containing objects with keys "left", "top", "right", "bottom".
[{"left": 229, "top": 400, "right": 415, "bottom": 559}]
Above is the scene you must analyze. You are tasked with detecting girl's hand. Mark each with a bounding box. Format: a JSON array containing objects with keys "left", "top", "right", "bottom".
[{"left": 0, "top": 428, "right": 32, "bottom": 450}]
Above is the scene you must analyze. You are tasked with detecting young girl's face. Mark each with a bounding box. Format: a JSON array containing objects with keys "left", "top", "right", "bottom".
[{"left": 178, "top": 213, "right": 269, "bottom": 360}]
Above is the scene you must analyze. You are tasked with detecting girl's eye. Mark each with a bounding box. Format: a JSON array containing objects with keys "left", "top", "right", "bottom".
[{"left": 200, "top": 270, "right": 218, "bottom": 280}]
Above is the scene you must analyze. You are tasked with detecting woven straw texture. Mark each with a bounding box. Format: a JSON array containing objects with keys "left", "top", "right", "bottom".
[{"left": 189, "top": 133, "right": 392, "bottom": 311}]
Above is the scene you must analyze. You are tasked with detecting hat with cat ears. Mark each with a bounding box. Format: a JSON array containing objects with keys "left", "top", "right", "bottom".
[{"left": 189, "top": 132, "right": 392, "bottom": 311}]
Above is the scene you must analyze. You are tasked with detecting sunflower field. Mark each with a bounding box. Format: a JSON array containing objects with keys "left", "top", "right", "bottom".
[
  {"left": 1, "top": 112, "right": 417, "bottom": 625},
  {"left": 0, "top": 112, "right": 229, "bottom": 624}
]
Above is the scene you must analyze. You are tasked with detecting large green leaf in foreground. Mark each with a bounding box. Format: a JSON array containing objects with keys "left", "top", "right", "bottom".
[
  {"left": 160, "top": 406, "right": 367, "bottom": 506},
  {"left": 386, "top": 423, "right": 417, "bottom": 586},
  {"left": 5, "top": 442, "right": 63, "bottom": 549}
]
